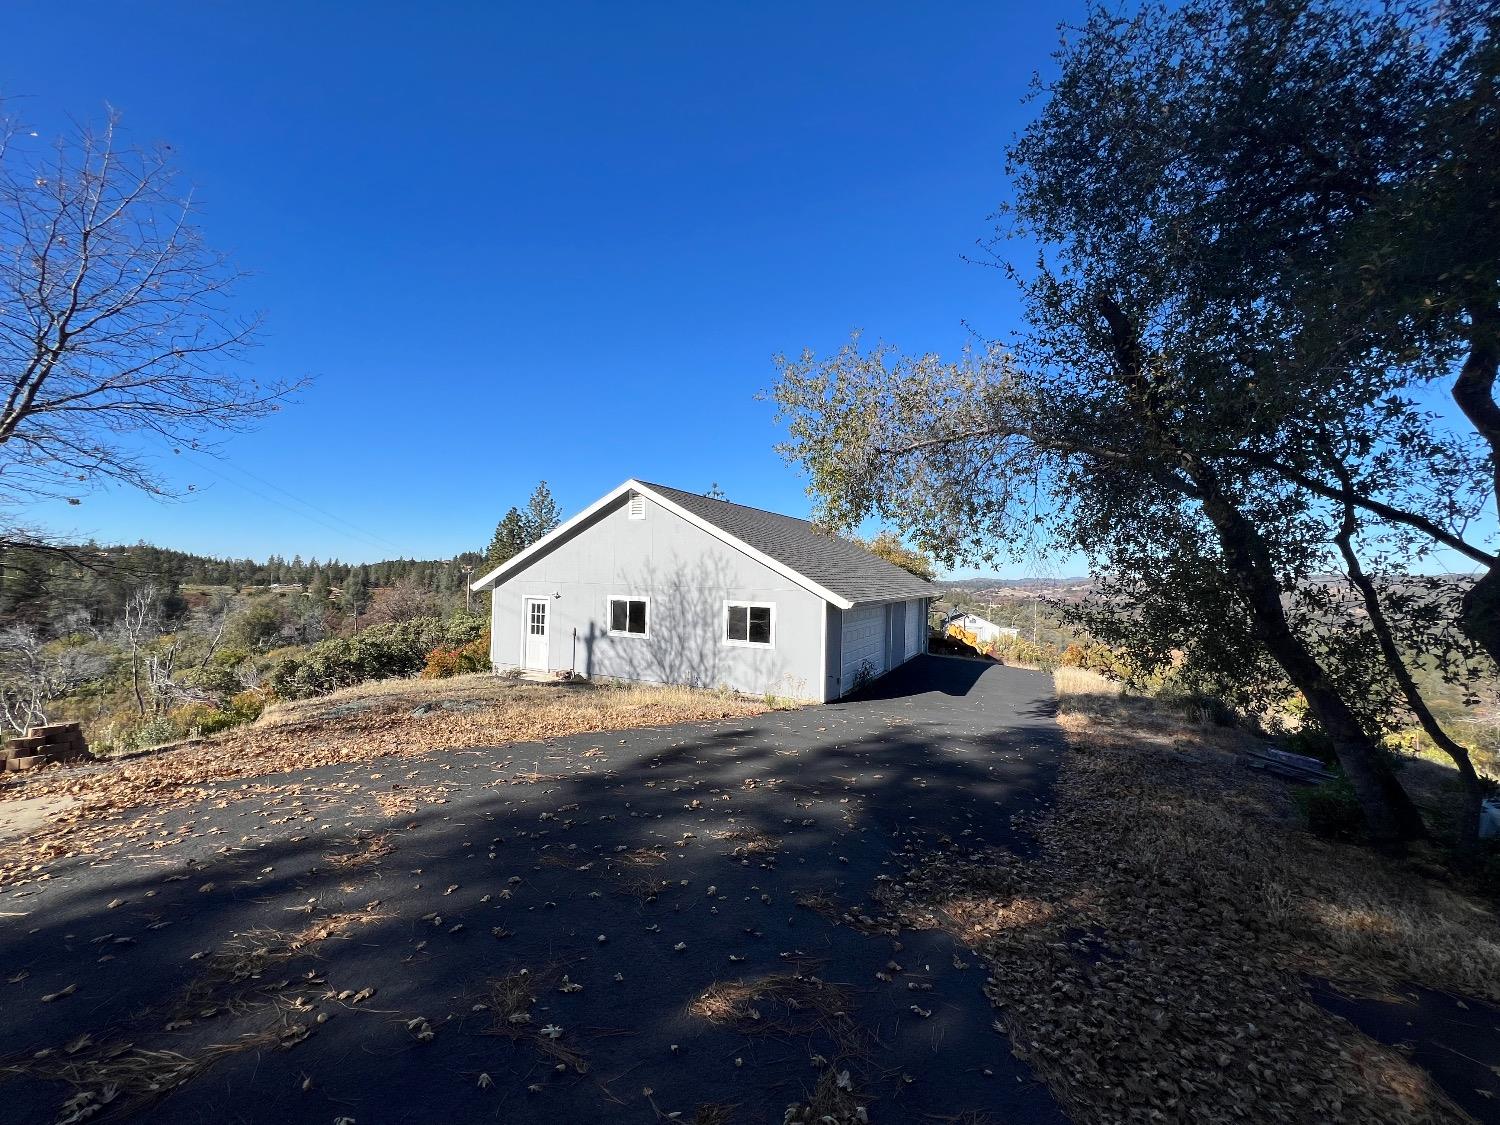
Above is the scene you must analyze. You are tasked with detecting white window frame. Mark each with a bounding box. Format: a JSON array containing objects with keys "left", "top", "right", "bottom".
[
  {"left": 723, "top": 600, "right": 775, "bottom": 648},
  {"left": 607, "top": 595, "right": 651, "bottom": 638}
]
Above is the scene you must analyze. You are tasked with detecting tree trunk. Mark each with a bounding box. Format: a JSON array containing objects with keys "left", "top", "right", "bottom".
[
  {"left": 130, "top": 643, "right": 146, "bottom": 718},
  {"left": 1453, "top": 301, "right": 1500, "bottom": 666},
  {"left": 1334, "top": 492, "right": 1486, "bottom": 850},
  {"left": 1092, "top": 294, "right": 1426, "bottom": 845},
  {"left": 1193, "top": 470, "right": 1428, "bottom": 846}
]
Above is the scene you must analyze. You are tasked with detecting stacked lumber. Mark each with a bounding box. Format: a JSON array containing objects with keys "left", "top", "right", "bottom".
[
  {"left": 1, "top": 723, "right": 93, "bottom": 772},
  {"left": 1242, "top": 744, "right": 1333, "bottom": 783}
]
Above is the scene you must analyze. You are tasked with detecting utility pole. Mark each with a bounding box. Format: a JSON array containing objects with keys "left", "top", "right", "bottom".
[{"left": 461, "top": 563, "right": 475, "bottom": 614}]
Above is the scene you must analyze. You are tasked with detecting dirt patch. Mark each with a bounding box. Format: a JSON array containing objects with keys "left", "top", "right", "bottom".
[{"left": 0, "top": 792, "right": 77, "bottom": 842}]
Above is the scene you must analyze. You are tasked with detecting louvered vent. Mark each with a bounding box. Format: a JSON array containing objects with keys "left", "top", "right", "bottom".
[{"left": 628, "top": 492, "right": 646, "bottom": 520}]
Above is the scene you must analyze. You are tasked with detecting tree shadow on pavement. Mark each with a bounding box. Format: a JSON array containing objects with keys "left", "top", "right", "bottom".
[{"left": 0, "top": 657, "right": 1069, "bottom": 1124}]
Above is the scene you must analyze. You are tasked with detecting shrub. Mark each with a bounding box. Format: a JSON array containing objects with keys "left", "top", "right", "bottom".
[
  {"left": 228, "top": 597, "right": 292, "bottom": 652},
  {"left": 1155, "top": 683, "right": 1238, "bottom": 727},
  {"left": 182, "top": 662, "right": 243, "bottom": 706},
  {"left": 986, "top": 635, "right": 1060, "bottom": 671},
  {"left": 170, "top": 702, "right": 241, "bottom": 737},
  {"left": 457, "top": 632, "right": 491, "bottom": 672},
  {"left": 269, "top": 613, "right": 489, "bottom": 699},
  {"left": 1282, "top": 723, "right": 1339, "bottom": 766},
  {"left": 95, "top": 714, "right": 185, "bottom": 755},
  {"left": 1059, "top": 640, "right": 1131, "bottom": 678},
  {"left": 1294, "top": 774, "right": 1367, "bottom": 842},
  {"left": 421, "top": 630, "right": 493, "bottom": 679},
  {"left": 167, "top": 689, "right": 265, "bottom": 738},
  {"left": 228, "top": 690, "right": 265, "bottom": 722},
  {"left": 421, "top": 647, "right": 463, "bottom": 679}
]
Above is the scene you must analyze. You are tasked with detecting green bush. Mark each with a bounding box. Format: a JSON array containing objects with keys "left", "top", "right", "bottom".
[
  {"left": 986, "top": 635, "right": 1060, "bottom": 671},
  {"left": 1294, "top": 774, "right": 1366, "bottom": 842},
  {"left": 94, "top": 715, "right": 184, "bottom": 755},
  {"left": 1155, "top": 684, "right": 1238, "bottom": 727},
  {"left": 1283, "top": 724, "right": 1339, "bottom": 766},
  {"left": 269, "top": 612, "right": 487, "bottom": 700},
  {"left": 167, "top": 688, "right": 266, "bottom": 739},
  {"left": 182, "top": 662, "right": 243, "bottom": 705},
  {"left": 228, "top": 597, "right": 292, "bottom": 651}
]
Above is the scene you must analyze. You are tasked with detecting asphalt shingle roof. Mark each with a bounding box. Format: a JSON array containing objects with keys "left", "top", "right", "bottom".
[{"left": 640, "top": 481, "right": 939, "bottom": 606}]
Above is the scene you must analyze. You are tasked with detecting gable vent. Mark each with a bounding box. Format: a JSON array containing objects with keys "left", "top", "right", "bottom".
[{"left": 628, "top": 492, "right": 646, "bottom": 520}]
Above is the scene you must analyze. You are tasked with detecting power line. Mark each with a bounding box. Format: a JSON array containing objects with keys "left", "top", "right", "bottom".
[
  {"left": 172, "top": 451, "right": 406, "bottom": 557},
  {"left": 189, "top": 451, "right": 407, "bottom": 553}
]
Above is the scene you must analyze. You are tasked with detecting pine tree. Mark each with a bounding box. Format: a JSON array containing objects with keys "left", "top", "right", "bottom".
[
  {"left": 487, "top": 507, "right": 531, "bottom": 567},
  {"left": 307, "top": 569, "right": 331, "bottom": 605},
  {"left": 524, "top": 481, "right": 561, "bottom": 544},
  {"left": 340, "top": 565, "right": 372, "bottom": 624}
]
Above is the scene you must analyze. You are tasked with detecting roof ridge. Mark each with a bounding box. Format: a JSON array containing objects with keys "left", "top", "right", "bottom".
[{"left": 635, "top": 481, "right": 831, "bottom": 530}]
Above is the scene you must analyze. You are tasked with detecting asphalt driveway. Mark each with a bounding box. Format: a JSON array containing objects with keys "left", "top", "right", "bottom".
[{"left": 0, "top": 655, "right": 1068, "bottom": 1124}]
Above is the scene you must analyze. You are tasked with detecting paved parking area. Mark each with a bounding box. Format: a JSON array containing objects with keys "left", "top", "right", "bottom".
[{"left": 0, "top": 655, "right": 1069, "bottom": 1124}]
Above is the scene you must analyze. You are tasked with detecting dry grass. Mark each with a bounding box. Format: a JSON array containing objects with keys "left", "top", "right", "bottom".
[
  {"left": 711, "top": 828, "right": 781, "bottom": 856},
  {"left": 691, "top": 1103, "right": 740, "bottom": 1125},
  {"left": 323, "top": 831, "right": 394, "bottom": 870},
  {"left": 178, "top": 910, "right": 382, "bottom": 1015},
  {"left": 878, "top": 684, "right": 1500, "bottom": 1125},
  {"left": 782, "top": 1064, "right": 867, "bottom": 1124},
  {"left": 689, "top": 969, "right": 857, "bottom": 1050},
  {"left": 478, "top": 967, "right": 588, "bottom": 1073},
  {"left": 1051, "top": 665, "right": 1126, "bottom": 716},
  {"left": 5, "top": 1024, "right": 308, "bottom": 1125},
  {"left": 0, "top": 674, "right": 764, "bottom": 886}
]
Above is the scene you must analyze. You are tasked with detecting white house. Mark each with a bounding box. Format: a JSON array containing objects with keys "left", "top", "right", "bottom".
[
  {"left": 469, "top": 480, "right": 938, "bottom": 701},
  {"left": 945, "top": 611, "right": 1019, "bottom": 646}
]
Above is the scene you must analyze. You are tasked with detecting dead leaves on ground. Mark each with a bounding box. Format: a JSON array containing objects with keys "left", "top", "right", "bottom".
[
  {"left": 0, "top": 675, "right": 765, "bottom": 886},
  {"left": 477, "top": 967, "right": 589, "bottom": 1074},
  {"left": 875, "top": 710, "right": 1486, "bottom": 1125}
]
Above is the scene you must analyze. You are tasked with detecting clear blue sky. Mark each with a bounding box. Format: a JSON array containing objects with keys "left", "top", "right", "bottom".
[{"left": 8, "top": 2, "right": 1077, "bottom": 574}]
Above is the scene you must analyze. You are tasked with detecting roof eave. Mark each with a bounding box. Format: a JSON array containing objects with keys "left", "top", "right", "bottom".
[{"left": 470, "top": 479, "right": 858, "bottom": 609}]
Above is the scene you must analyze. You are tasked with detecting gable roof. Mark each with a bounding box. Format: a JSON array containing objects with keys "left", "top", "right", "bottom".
[{"left": 470, "top": 479, "right": 939, "bottom": 609}]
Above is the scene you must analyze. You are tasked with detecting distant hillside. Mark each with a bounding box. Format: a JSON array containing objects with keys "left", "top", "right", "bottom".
[
  {"left": 935, "top": 576, "right": 1096, "bottom": 604},
  {"left": 0, "top": 540, "right": 484, "bottom": 633}
]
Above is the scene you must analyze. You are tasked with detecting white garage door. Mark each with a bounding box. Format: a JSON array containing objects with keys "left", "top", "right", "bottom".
[
  {"left": 840, "top": 603, "right": 887, "bottom": 692},
  {"left": 905, "top": 599, "right": 922, "bottom": 660}
]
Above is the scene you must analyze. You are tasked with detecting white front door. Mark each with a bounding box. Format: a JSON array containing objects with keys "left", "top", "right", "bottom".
[{"left": 524, "top": 597, "right": 549, "bottom": 671}]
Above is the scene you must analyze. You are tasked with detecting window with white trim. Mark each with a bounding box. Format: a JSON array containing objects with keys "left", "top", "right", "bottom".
[
  {"left": 724, "top": 602, "right": 773, "bottom": 647},
  {"left": 608, "top": 596, "right": 649, "bottom": 637}
]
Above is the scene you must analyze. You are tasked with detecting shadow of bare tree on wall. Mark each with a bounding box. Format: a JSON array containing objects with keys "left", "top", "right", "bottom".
[{"left": 577, "top": 553, "right": 801, "bottom": 696}]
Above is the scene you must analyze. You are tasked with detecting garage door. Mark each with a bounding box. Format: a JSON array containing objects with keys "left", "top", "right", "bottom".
[
  {"left": 840, "top": 603, "right": 887, "bottom": 692},
  {"left": 905, "top": 599, "right": 922, "bottom": 660}
]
